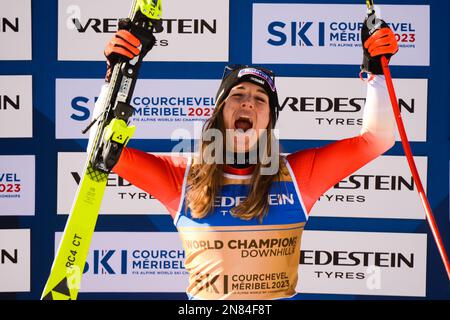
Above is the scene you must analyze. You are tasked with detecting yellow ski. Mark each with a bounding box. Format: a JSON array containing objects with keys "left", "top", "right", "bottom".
[{"left": 41, "top": 0, "right": 163, "bottom": 300}]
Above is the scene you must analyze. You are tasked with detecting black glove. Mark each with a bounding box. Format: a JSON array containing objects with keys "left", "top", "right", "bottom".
[
  {"left": 104, "top": 19, "right": 141, "bottom": 82},
  {"left": 361, "top": 13, "right": 399, "bottom": 75}
]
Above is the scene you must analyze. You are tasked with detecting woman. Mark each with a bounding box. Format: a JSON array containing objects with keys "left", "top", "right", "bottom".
[{"left": 93, "top": 17, "right": 398, "bottom": 300}]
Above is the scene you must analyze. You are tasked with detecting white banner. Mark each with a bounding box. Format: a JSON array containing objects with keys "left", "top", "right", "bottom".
[
  {"left": 58, "top": 0, "right": 229, "bottom": 61},
  {"left": 0, "top": 76, "right": 33, "bottom": 138},
  {"left": 57, "top": 152, "right": 176, "bottom": 215},
  {"left": 55, "top": 232, "right": 189, "bottom": 293},
  {"left": 0, "top": 229, "right": 30, "bottom": 292},
  {"left": 0, "top": 155, "right": 35, "bottom": 216},
  {"left": 54, "top": 230, "right": 428, "bottom": 296},
  {"left": 0, "top": 0, "right": 32, "bottom": 60},
  {"left": 253, "top": 4, "right": 430, "bottom": 66},
  {"left": 276, "top": 77, "right": 427, "bottom": 142},
  {"left": 309, "top": 156, "right": 427, "bottom": 219},
  {"left": 297, "top": 231, "right": 427, "bottom": 297},
  {"left": 56, "top": 77, "right": 427, "bottom": 142},
  {"left": 55, "top": 78, "right": 219, "bottom": 140}
]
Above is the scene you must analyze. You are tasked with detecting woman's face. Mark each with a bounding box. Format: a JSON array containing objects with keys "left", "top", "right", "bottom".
[{"left": 222, "top": 81, "right": 270, "bottom": 153}]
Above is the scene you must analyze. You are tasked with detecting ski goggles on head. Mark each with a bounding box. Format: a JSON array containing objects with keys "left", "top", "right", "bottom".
[{"left": 221, "top": 64, "right": 276, "bottom": 92}]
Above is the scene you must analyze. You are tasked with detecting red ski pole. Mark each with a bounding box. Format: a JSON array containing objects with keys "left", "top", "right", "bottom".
[
  {"left": 365, "top": 0, "right": 450, "bottom": 280},
  {"left": 380, "top": 56, "right": 450, "bottom": 280}
]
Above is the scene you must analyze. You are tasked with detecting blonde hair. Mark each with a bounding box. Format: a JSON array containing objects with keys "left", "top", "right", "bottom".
[{"left": 185, "top": 101, "right": 283, "bottom": 222}]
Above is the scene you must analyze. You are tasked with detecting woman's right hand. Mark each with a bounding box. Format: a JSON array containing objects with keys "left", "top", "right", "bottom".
[{"left": 104, "top": 30, "right": 141, "bottom": 82}]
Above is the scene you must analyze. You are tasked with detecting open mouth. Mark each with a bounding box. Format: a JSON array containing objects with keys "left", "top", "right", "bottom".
[{"left": 234, "top": 115, "right": 253, "bottom": 132}]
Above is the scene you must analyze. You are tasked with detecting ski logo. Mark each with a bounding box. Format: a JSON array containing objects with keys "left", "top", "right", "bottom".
[{"left": 41, "top": 277, "right": 71, "bottom": 300}]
